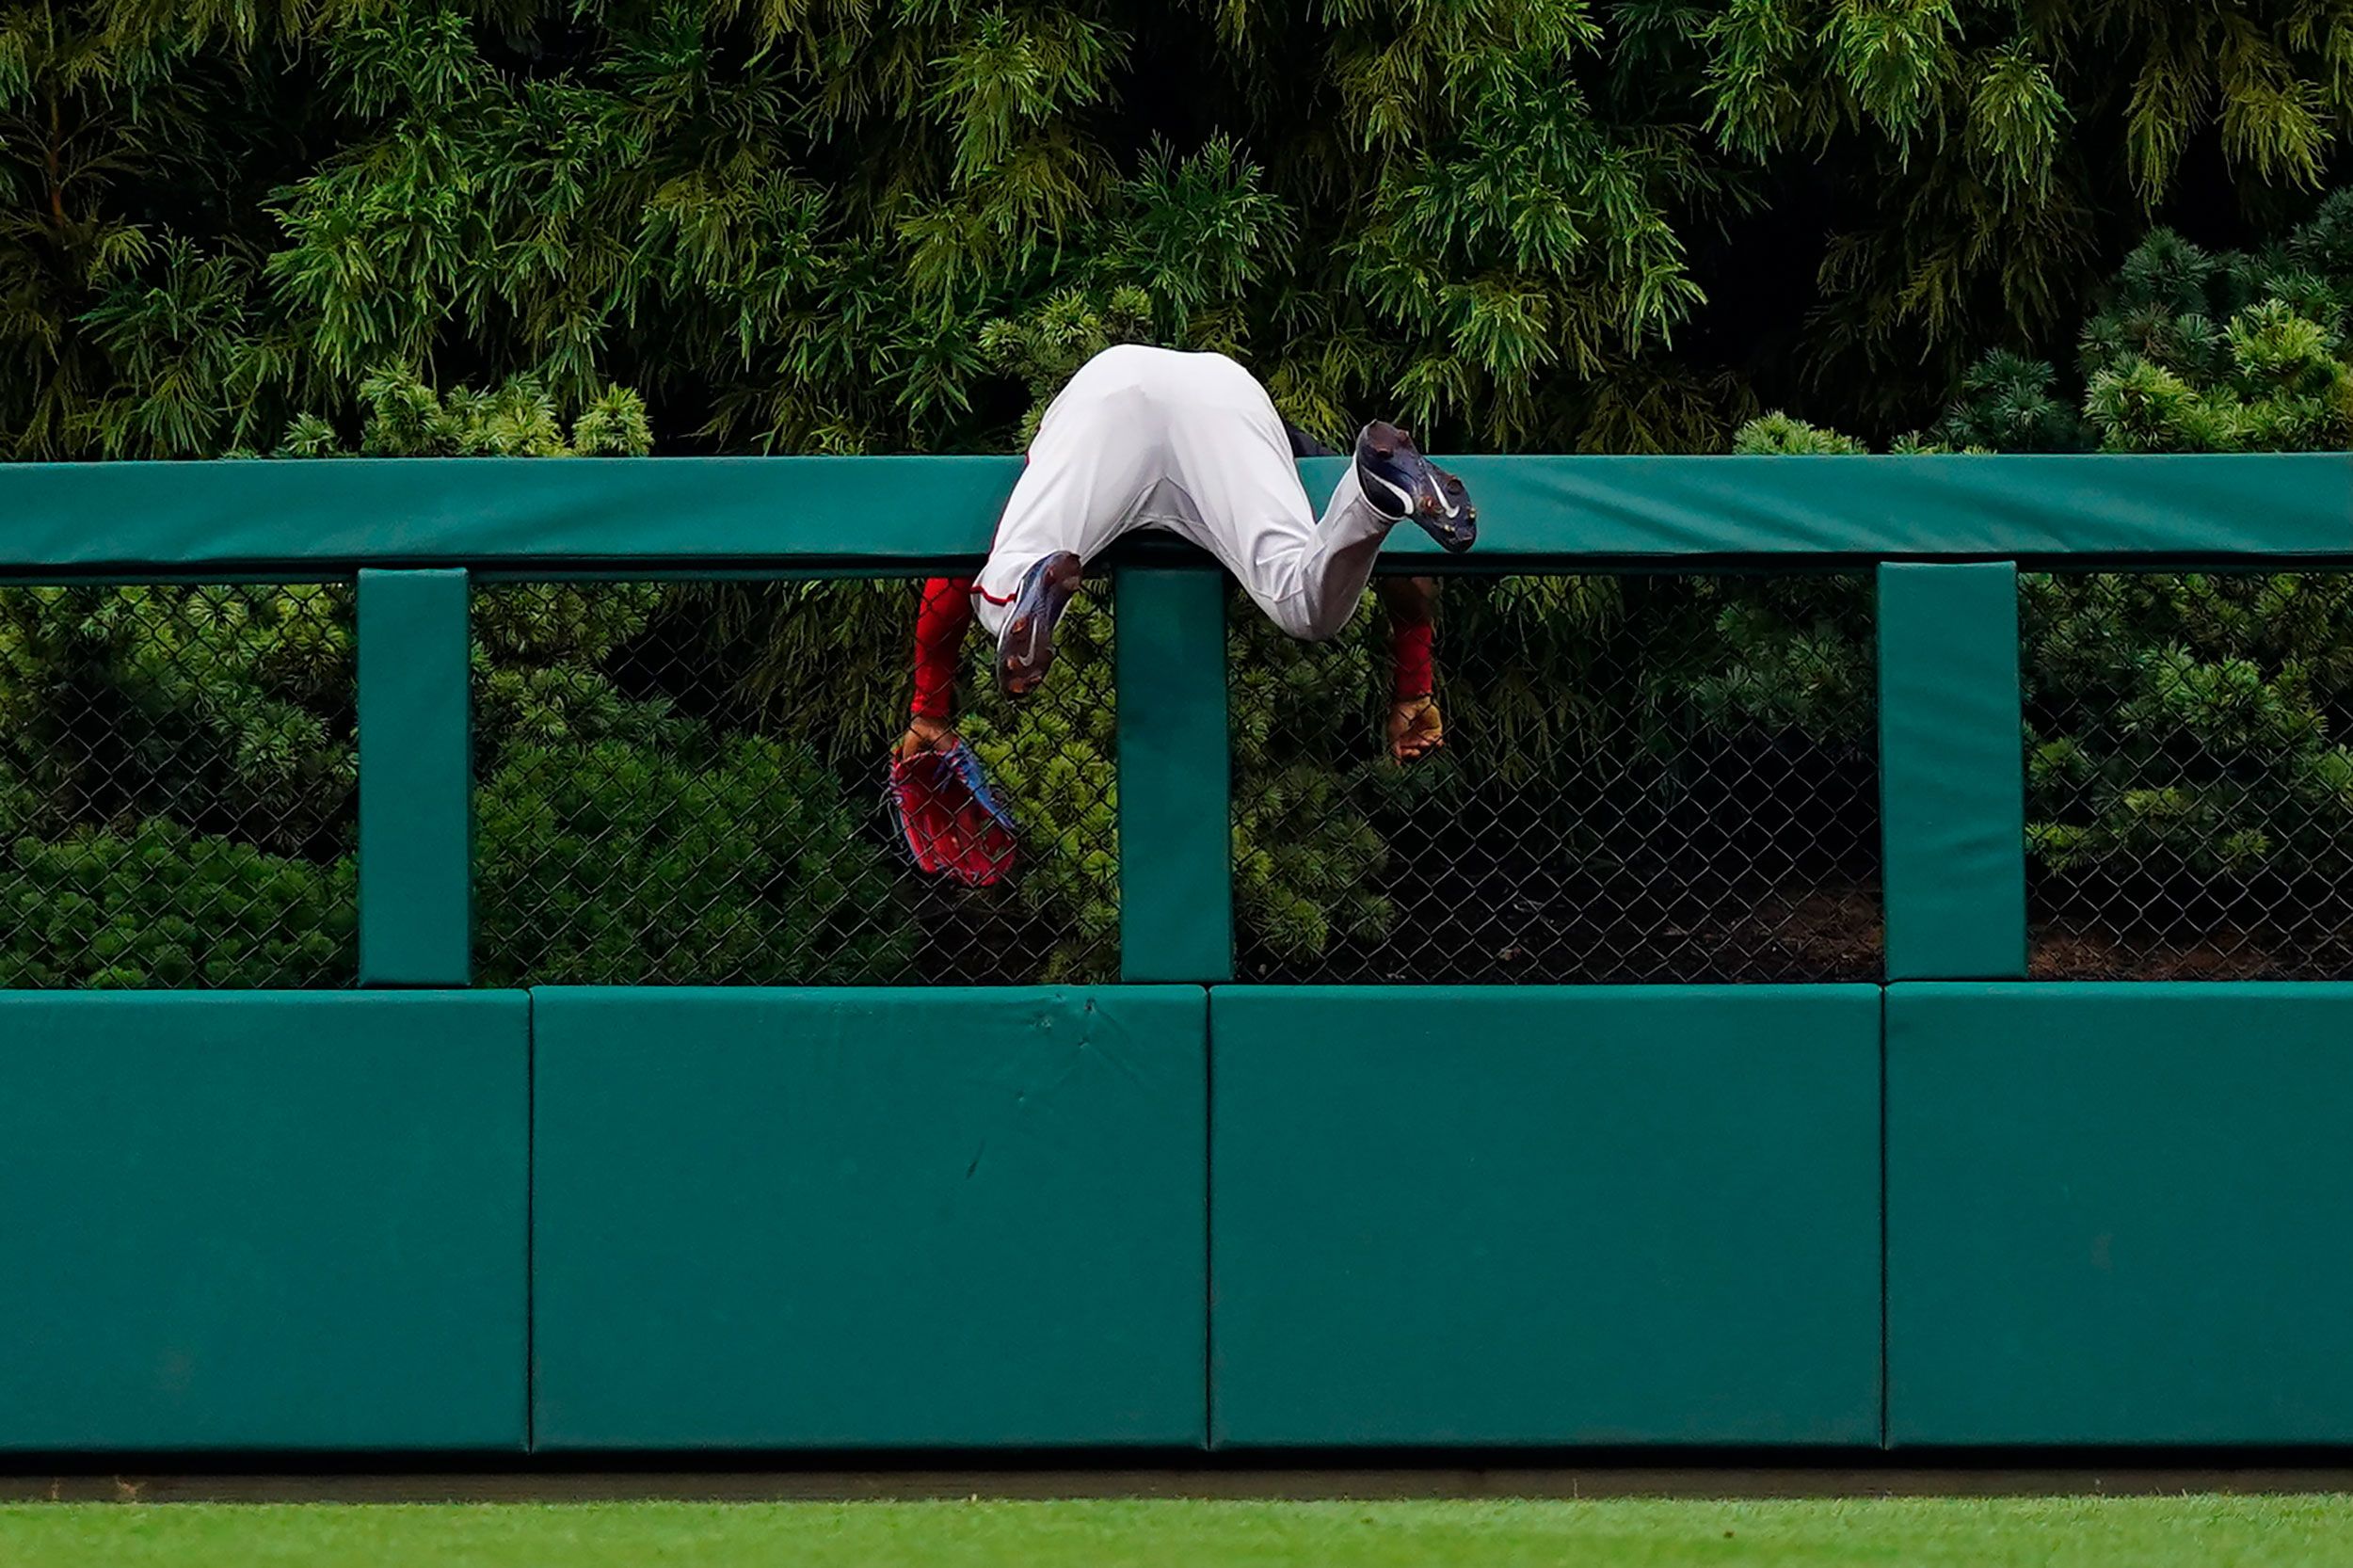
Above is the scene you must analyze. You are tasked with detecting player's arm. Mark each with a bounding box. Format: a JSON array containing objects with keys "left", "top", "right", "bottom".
[
  {"left": 1380, "top": 575, "right": 1444, "bottom": 762},
  {"left": 898, "top": 576, "right": 973, "bottom": 760}
]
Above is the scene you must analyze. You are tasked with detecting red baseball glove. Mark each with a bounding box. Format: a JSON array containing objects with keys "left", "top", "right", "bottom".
[{"left": 888, "top": 739, "right": 1018, "bottom": 887}]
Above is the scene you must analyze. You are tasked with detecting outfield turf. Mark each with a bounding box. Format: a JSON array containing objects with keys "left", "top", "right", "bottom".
[{"left": 2, "top": 1496, "right": 2349, "bottom": 1567}]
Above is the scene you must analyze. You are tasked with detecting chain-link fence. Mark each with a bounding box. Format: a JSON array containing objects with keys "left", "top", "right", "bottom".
[
  {"left": 40, "top": 568, "right": 2351, "bottom": 992},
  {"left": 2024, "top": 570, "right": 2353, "bottom": 980},
  {"left": 472, "top": 577, "right": 1118, "bottom": 986},
  {"left": 1232, "top": 572, "right": 1881, "bottom": 984},
  {"left": 0, "top": 583, "right": 358, "bottom": 987}
]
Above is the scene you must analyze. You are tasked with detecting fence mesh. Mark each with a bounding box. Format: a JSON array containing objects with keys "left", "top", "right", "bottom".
[
  {"left": 2024, "top": 570, "right": 2353, "bottom": 980},
  {"left": 22, "top": 565, "right": 2348, "bottom": 990},
  {"left": 1232, "top": 572, "right": 1881, "bottom": 984},
  {"left": 472, "top": 577, "right": 1117, "bottom": 986},
  {"left": 0, "top": 583, "right": 358, "bottom": 987}
]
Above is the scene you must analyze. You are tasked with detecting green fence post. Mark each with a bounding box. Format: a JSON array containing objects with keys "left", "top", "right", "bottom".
[
  {"left": 1115, "top": 565, "right": 1233, "bottom": 983},
  {"left": 358, "top": 568, "right": 472, "bottom": 987},
  {"left": 1876, "top": 561, "right": 2027, "bottom": 980}
]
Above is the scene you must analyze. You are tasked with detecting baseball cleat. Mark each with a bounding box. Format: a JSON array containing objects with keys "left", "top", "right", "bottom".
[
  {"left": 997, "top": 551, "right": 1084, "bottom": 699},
  {"left": 1355, "top": 420, "right": 1477, "bottom": 552}
]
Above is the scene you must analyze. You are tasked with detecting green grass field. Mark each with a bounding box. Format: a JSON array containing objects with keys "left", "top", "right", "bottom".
[{"left": 2, "top": 1496, "right": 2347, "bottom": 1567}]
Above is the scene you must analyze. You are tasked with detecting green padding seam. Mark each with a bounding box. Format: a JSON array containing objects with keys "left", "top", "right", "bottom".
[
  {"left": 1886, "top": 983, "right": 2353, "bottom": 1446},
  {"left": 530, "top": 986, "right": 1209, "bottom": 1449},
  {"left": 1115, "top": 566, "right": 1233, "bottom": 983},
  {"left": 1876, "top": 562, "right": 2026, "bottom": 980},
  {"left": 0, "top": 991, "right": 529, "bottom": 1452},
  {"left": 1209, "top": 984, "right": 1883, "bottom": 1448},
  {"left": 358, "top": 568, "right": 473, "bottom": 986},
  {"left": 0, "top": 454, "right": 2345, "bottom": 568}
]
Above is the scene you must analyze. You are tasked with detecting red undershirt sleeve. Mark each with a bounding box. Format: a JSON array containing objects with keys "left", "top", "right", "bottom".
[
  {"left": 1391, "top": 616, "right": 1434, "bottom": 699},
  {"left": 912, "top": 576, "right": 975, "bottom": 719}
]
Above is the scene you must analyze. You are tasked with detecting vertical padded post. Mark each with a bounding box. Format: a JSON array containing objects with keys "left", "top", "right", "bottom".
[
  {"left": 1876, "top": 561, "right": 2027, "bottom": 980},
  {"left": 359, "top": 568, "right": 472, "bottom": 986},
  {"left": 1115, "top": 565, "right": 1233, "bottom": 983}
]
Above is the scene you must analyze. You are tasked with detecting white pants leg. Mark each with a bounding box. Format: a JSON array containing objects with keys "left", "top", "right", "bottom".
[
  {"left": 969, "top": 348, "right": 1167, "bottom": 636},
  {"left": 971, "top": 344, "right": 1391, "bottom": 641}
]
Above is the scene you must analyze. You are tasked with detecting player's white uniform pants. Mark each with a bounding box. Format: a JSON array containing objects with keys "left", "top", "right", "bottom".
[{"left": 970, "top": 344, "right": 1391, "bottom": 641}]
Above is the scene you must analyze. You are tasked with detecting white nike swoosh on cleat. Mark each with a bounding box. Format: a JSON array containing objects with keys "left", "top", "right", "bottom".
[{"left": 1365, "top": 470, "right": 1416, "bottom": 517}]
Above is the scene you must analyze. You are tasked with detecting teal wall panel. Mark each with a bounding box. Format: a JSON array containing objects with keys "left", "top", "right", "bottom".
[
  {"left": 358, "top": 568, "right": 472, "bottom": 986},
  {"left": 1887, "top": 983, "right": 2353, "bottom": 1445},
  {"left": 1358, "top": 452, "right": 2353, "bottom": 563},
  {"left": 1210, "top": 985, "right": 1882, "bottom": 1447},
  {"left": 1876, "top": 562, "right": 2027, "bottom": 980},
  {"left": 532, "top": 986, "right": 1208, "bottom": 1449},
  {"left": 0, "top": 992, "right": 528, "bottom": 1451},
  {"left": 1115, "top": 567, "right": 1231, "bottom": 982},
  {"left": 1, "top": 454, "right": 2346, "bottom": 570}
]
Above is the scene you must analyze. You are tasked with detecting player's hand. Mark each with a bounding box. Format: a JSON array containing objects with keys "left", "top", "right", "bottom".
[
  {"left": 1388, "top": 696, "right": 1444, "bottom": 763},
  {"left": 896, "top": 714, "right": 961, "bottom": 761}
]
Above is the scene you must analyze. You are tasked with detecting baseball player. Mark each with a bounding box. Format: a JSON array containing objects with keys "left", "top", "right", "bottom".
[{"left": 895, "top": 344, "right": 1475, "bottom": 779}]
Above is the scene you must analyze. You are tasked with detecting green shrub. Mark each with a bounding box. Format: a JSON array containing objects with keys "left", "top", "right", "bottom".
[
  {"left": 2022, "top": 571, "right": 2353, "bottom": 891},
  {"left": 475, "top": 730, "right": 912, "bottom": 985},
  {"left": 954, "top": 595, "right": 1120, "bottom": 984},
  {"left": 1228, "top": 597, "right": 1397, "bottom": 964},
  {"left": 0, "top": 822, "right": 354, "bottom": 987},
  {"left": 0, "top": 581, "right": 358, "bottom": 984}
]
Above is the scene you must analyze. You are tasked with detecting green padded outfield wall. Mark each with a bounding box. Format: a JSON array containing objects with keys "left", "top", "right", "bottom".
[
  {"left": 1209, "top": 986, "right": 1882, "bottom": 1447},
  {"left": 0, "top": 452, "right": 2346, "bottom": 1460},
  {"left": 1886, "top": 984, "right": 2353, "bottom": 1446},
  {"left": 531, "top": 986, "right": 1209, "bottom": 1449},
  {"left": 0, "top": 993, "right": 528, "bottom": 1451}
]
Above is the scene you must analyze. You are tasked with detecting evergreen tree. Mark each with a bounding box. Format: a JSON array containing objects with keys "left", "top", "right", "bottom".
[
  {"left": 1673, "top": 0, "right": 2353, "bottom": 427},
  {"left": 19, "top": 1, "right": 2348, "bottom": 457}
]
